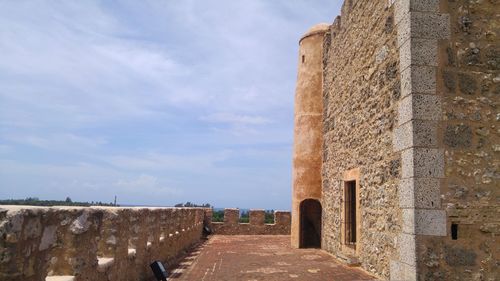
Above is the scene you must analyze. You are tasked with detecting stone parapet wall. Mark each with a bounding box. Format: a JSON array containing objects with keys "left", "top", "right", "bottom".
[
  {"left": 0, "top": 206, "right": 206, "bottom": 281},
  {"left": 208, "top": 209, "right": 291, "bottom": 235}
]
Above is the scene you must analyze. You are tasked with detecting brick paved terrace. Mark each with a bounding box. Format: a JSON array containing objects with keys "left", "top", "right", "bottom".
[{"left": 168, "top": 235, "right": 377, "bottom": 281}]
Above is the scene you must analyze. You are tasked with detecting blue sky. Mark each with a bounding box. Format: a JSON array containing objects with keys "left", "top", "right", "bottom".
[{"left": 0, "top": 1, "right": 341, "bottom": 210}]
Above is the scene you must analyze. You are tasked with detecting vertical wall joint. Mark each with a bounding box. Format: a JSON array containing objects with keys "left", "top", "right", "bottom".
[{"left": 391, "top": 0, "right": 450, "bottom": 280}]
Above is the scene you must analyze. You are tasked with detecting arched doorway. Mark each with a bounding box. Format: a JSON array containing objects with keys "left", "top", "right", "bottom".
[{"left": 299, "top": 199, "right": 322, "bottom": 248}]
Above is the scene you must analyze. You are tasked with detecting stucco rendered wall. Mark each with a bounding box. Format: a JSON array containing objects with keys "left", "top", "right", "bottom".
[
  {"left": 0, "top": 206, "right": 206, "bottom": 281},
  {"left": 321, "top": 1, "right": 401, "bottom": 279},
  {"left": 291, "top": 24, "right": 329, "bottom": 248}
]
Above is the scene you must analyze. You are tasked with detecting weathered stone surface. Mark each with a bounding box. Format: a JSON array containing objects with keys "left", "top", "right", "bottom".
[
  {"left": 23, "top": 217, "right": 42, "bottom": 239},
  {"left": 321, "top": 1, "right": 400, "bottom": 279},
  {"left": 398, "top": 94, "right": 442, "bottom": 125},
  {"left": 70, "top": 211, "right": 90, "bottom": 235},
  {"left": 211, "top": 209, "right": 291, "bottom": 235},
  {"left": 299, "top": 0, "right": 500, "bottom": 280},
  {"left": 444, "top": 124, "right": 472, "bottom": 148},
  {"left": 485, "top": 48, "right": 500, "bottom": 70},
  {"left": 0, "top": 206, "right": 208, "bottom": 281},
  {"left": 444, "top": 246, "right": 477, "bottom": 266},
  {"left": 390, "top": 260, "right": 417, "bottom": 281},
  {"left": 479, "top": 223, "right": 499, "bottom": 234},
  {"left": 442, "top": 70, "right": 456, "bottom": 93},
  {"left": 458, "top": 73, "right": 477, "bottom": 95},
  {"left": 393, "top": 120, "right": 438, "bottom": 151},
  {"left": 399, "top": 178, "right": 441, "bottom": 209},
  {"left": 402, "top": 209, "right": 446, "bottom": 236},
  {"left": 400, "top": 65, "right": 436, "bottom": 98},
  {"left": 401, "top": 148, "right": 444, "bottom": 178},
  {"left": 39, "top": 225, "right": 57, "bottom": 251},
  {"left": 433, "top": 0, "right": 499, "bottom": 279},
  {"left": 399, "top": 38, "right": 438, "bottom": 70},
  {"left": 397, "top": 12, "right": 450, "bottom": 47},
  {"left": 300, "top": 0, "right": 498, "bottom": 280},
  {"left": 397, "top": 233, "right": 417, "bottom": 266}
]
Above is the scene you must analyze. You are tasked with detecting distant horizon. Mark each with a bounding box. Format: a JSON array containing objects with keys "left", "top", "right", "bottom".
[{"left": 0, "top": 197, "right": 289, "bottom": 211}]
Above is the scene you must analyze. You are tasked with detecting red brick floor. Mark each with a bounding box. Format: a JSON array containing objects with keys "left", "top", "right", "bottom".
[{"left": 168, "top": 235, "right": 377, "bottom": 281}]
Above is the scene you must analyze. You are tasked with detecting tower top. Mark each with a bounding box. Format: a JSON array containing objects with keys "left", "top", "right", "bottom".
[{"left": 299, "top": 23, "right": 330, "bottom": 43}]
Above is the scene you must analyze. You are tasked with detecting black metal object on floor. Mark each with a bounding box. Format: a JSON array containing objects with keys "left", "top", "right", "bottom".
[{"left": 150, "top": 260, "right": 168, "bottom": 281}]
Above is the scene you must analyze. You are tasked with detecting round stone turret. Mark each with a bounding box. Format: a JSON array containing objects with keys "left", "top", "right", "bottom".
[{"left": 291, "top": 23, "right": 329, "bottom": 249}]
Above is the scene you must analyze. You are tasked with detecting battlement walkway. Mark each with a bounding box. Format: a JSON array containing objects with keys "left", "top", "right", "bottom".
[{"left": 169, "top": 235, "right": 377, "bottom": 281}]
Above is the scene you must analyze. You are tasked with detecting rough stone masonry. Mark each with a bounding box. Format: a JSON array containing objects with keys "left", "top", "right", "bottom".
[
  {"left": 292, "top": 0, "right": 499, "bottom": 280},
  {"left": 0, "top": 206, "right": 206, "bottom": 281},
  {"left": 0, "top": 206, "right": 291, "bottom": 281}
]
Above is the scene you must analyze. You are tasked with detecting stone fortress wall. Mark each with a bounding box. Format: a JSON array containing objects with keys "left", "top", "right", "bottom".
[
  {"left": 0, "top": 206, "right": 291, "bottom": 281},
  {"left": 293, "top": 0, "right": 498, "bottom": 280},
  {"left": 0, "top": 206, "right": 206, "bottom": 281},
  {"left": 208, "top": 208, "right": 291, "bottom": 235},
  {"left": 419, "top": 0, "right": 498, "bottom": 280},
  {"left": 321, "top": 0, "right": 401, "bottom": 279}
]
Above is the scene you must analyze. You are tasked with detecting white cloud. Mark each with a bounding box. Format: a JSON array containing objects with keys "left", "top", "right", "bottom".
[
  {"left": 4, "top": 133, "right": 106, "bottom": 150},
  {"left": 113, "top": 174, "right": 178, "bottom": 194},
  {"left": 101, "top": 151, "right": 231, "bottom": 174},
  {"left": 115, "top": 174, "right": 158, "bottom": 188},
  {"left": 0, "top": 2, "right": 187, "bottom": 128},
  {"left": 0, "top": 0, "right": 340, "bottom": 209}
]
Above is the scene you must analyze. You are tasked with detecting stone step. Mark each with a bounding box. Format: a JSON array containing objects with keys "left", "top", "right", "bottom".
[
  {"left": 46, "top": 276, "right": 75, "bottom": 281},
  {"left": 97, "top": 257, "right": 114, "bottom": 272}
]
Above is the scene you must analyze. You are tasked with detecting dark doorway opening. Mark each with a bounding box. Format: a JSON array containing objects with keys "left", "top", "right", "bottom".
[{"left": 299, "top": 199, "right": 322, "bottom": 248}]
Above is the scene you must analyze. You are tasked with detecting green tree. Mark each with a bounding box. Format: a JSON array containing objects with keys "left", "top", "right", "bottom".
[
  {"left": 265, "top": 210, "right": 275, "bottom": 224},
  {"left": 212, "top": 210, "right": 224, "bottom": 222}
]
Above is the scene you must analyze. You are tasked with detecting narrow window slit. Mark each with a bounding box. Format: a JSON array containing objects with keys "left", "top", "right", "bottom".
[
  {"left": 344, "top": 180, "right": 356, "bottom": 247},
  {"left": 451, "top": 224, "right": 458, "bottom": 240}
]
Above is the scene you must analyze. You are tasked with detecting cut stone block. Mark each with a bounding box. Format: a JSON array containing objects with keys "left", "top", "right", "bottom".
[
  {"left": 249, "top": 209, "right": 265, "bottom": 225},
  {"left": 393, "top": 120, "right": 438, "bottom": 151},
  {"left": 399, "top": 38, "right": 438, "bottom": 71},
  {"left": 399, "top": 178, "right": 441, "bottom": 209},
  {"left": 402, "top": 148, "right": 444, "bottom": 178},
  {"left": 395, "top": 0, "right": 440, "bottom": 25},
  {"left": 398, "top": 94, "right": 441, "bottom": 125},
  {"left": 224, "top": 208, "right": 240, "bottom": 225},
  {"left": 128, "top": 248, "right": 136, "bottom": 258},
  {"left": 97, "top": 257, "right": 114, "bottom": 273},
  {"left": 45, "top": 276, "right": 75, "bottom": 281},
  {"left": 400, "top": 65, "right": 436, "bottom": 98},
  {"left": 398, "top": 233, "right": 417, "bottom": 266},
  {"left": 402, "top": 209, "right": 447, "bottom": 236},
  {"left": 390, "top": 260, "right": 417, "bottom": 281},
  {"left": 397, "top": 12, "right": 450, "bottom": 47}
]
